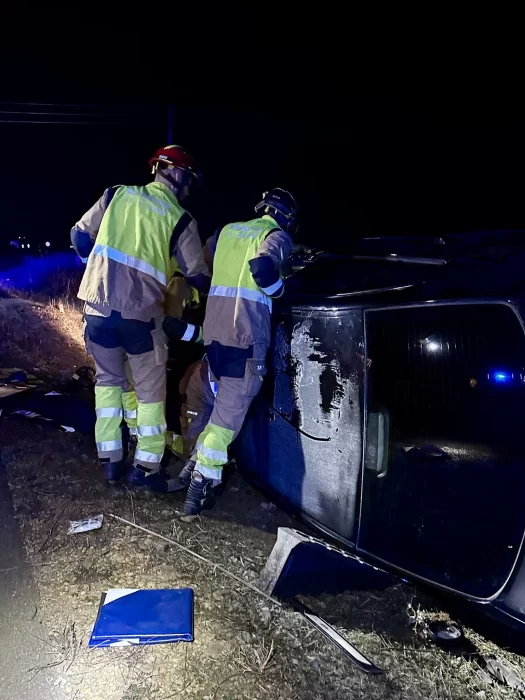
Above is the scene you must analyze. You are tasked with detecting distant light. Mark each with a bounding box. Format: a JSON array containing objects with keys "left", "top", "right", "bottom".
[
  {"left": 21, "top": 244, "right": 25, "bottom": 249},
  {"left": 390, "top": 253, "right": 398, "bottom": 257},
  {"left": 45, "top": 241, "right": 51, "bottom": 247},
  {"left": 26, "top": 243, "right": 30, "bottom": 249},
  {"left": 423, "top": 336, "right": 442, "bottom": 353},
  {"left": 492, "top": 371, "right": 511, "bottom": 384}
]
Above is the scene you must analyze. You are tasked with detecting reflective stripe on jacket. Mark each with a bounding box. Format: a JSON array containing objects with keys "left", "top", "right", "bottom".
[
  {"left": 203, "top": 215, "right": 292, "bottom": 348},
  {"left": 78, "top": 182, "right": 202, "bottom": 321}
]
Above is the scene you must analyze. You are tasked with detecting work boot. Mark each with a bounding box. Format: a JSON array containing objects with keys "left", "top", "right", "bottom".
[
  {"left": 183, "top": 472, "right": 216, "bottom": 515},
  {"left": 178, "top": 459, "right": 196, "bottom": 487},
  {"left": 103, "top": 461, "right": 125, "bottom": 485},
  {"left": 126, "top": 465, "right": 186, "bottom": 493}
]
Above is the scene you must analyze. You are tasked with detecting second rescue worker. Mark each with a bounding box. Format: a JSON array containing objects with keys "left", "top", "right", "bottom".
[{"left": 178, "top": 188, "right": 299, "bottom": 515}]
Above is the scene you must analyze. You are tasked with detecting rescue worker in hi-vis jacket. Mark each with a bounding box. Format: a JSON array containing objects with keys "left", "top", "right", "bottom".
[
  {"left": 70, "top": 145, "right": 210, "bottom": 489},
  {"left": 178, "top": 188, "right": 298, "bottom": 515}
]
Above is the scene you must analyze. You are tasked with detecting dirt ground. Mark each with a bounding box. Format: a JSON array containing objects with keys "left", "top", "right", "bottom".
[
  {"left": 2, "top": 295, "right": 525, "bottom": 699},
  {"left": 4, "top": 420, "right": 525, "bottom": 700}
]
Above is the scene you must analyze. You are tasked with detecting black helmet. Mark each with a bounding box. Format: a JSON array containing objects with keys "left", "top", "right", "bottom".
[{"left": 255, "top": 188, "right": 298, "bottom": 236}]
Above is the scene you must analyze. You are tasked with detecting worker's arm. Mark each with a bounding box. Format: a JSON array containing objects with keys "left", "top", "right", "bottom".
[
  {"left": 70, "top": 186, "right": 119, "bottom": 260},
  {"left": 162, "top": 316, "right": 203, "bottom": 343},
  {"left": 249, "top": 229, "right": 293, "bottom": 298},
  {"left": 170, "top": 213, "right": 211, "bottom": 295},
  {"left": 203, "top": 228, "right": 220, "bottom": 274}
]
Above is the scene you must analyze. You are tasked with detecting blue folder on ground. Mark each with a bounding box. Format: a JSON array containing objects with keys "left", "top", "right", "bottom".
[{"left": 88, "top": 588, "right": 194, "bottom": 648}]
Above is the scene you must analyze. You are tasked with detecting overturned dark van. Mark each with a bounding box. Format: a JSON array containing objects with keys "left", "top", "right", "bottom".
[{"left": 234, "top": 231, "right": 525, "bottom": 632}]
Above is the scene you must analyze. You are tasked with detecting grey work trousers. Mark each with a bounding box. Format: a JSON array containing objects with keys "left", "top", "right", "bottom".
[
  {"left": 85, "top": 322, "right": 168, "bottom": 470},
  {"left": 194, "top": 344, "right": 267, "bottom": 480}
]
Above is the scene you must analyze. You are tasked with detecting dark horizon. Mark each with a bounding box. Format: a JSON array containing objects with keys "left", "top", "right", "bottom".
[
  {"left": 1, "top": 12, "right": 524, "bottom": 252},
  {"left": 1, "top": 97, "right": 524, "bottom": 254}
]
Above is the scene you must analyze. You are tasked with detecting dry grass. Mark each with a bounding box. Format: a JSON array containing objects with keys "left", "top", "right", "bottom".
[
  {"left": 4, "top": 414, "right": 525, "bottom": 700},
  {"left": 0, "top": 285, "right": 88, "bottom": 380},
  {"left": 3, "top": 275, "right": 525, "bottom": 698}
]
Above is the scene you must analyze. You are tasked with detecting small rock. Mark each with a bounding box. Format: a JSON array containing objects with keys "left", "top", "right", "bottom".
[
  {"left": 124, "top": 526, "right": 132, "bottom": 537},
  {"left": 110, "top": 552, "right": 127, "bottom": 565},
  {"left": 259, "top": 607, "right": 272, "bottom": 626},
  {"left": 180, "top": 514, "right": 199, "bottom": 524},
  {"left": 138, "top": 661, "right": 155, "bottom": 674},
  {"left": 160, "top": 509, "right": 173, "bottom": 517},
  {"left": 83, "top": 555, "right": 96, "bottom": 570},
  {"left": 207, "top": 641, "right": 226, "bottom": 659},
  {"left": 260, "top": 502, "right": 271, "bottom": 510},
  {"left": 154, "top": 540, "right": 169, "bottom": 553},
  {"left": 137, "top": 539, "right": 150, "bottom": 551}
]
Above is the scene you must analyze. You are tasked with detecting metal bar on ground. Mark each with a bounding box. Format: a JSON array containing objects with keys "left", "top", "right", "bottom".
[
  {"left": 289, "top": 597, "right": 383, "bottom": 675},
  {"left": 108, "top": 513, "right": 282, "bottom": 607}
]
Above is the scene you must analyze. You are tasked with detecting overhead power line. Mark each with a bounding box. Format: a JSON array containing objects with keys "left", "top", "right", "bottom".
[
  {"left": 0, "top": 100, "right": 147, "bottom": 109},
  {"left": 0, "top": 110, "right": 111, "bottom": 117},
  {"left": 0, "top": 119, "right": 126, "bottom": 125}
]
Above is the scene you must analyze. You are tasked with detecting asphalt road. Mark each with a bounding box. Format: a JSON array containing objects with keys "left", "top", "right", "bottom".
[{"left": 0, "top": 461, "right": 65, "bottom": 700}]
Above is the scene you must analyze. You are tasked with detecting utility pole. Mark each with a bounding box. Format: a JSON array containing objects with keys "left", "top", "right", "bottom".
[{"left": 167, "top": 104, "right": 174, "bottom": 143}]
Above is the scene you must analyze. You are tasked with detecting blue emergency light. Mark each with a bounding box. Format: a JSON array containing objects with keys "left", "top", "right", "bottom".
[{"left": 492, "top": 371, "right": 511, "bottom": 384}]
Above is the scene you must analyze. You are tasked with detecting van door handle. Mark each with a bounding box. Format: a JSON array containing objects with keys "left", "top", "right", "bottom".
[{"left": 366, "top": 411, "right": 390, "bottom": 478}]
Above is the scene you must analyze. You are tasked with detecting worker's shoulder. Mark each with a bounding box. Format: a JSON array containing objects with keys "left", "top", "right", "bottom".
[
  {"left": 223, "top": 217, "right": 279, "bottom": 232},
  {"left": 118, "top": 183, "right": 192, "bottom": 221},
  {"left": 100, "top": 184, "right": 125, "bottom": 207}
]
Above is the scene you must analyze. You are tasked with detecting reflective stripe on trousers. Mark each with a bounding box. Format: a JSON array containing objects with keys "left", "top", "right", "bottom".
[
  {"left": 134, "top": 400, "right": 166, "bottom": 469},
  {"left": 94, "top": 386, "right": 124, "bottom": 462},
  {"left": 135, "top": 449, "right": 163, "bottom": 464},
  {"left": 137, "top": 423, "right": 167, "bottom": 437},
  {"left": 96, "top": 439, "right": 122, "bottom": 451},
  {"left": 122, "top": 390, "right": 138, "bottom": 432},
  {"left": 166, "top": 431, "right": 184, "bottom": 456},
  {"left": 196, "top": 423, "right": 234, "bottom": 480}
]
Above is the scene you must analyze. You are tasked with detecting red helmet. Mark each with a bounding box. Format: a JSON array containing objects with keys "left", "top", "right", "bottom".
[{"left": 148, "top": 145, "right": 198, "bottom": 178}]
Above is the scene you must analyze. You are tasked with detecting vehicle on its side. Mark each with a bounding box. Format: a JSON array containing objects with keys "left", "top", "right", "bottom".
[{"left": 235, "top": 231, "right": 525, "bottom": 633}]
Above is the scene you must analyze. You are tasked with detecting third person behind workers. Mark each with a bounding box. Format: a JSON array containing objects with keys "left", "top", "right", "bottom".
[{"left": 178, "top": 188, "right": 299, "bottom": 515}]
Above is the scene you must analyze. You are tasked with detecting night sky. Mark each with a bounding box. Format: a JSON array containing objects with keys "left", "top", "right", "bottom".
[{"left": 1, "top": 13, "right": 523, "bottom": 252}]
